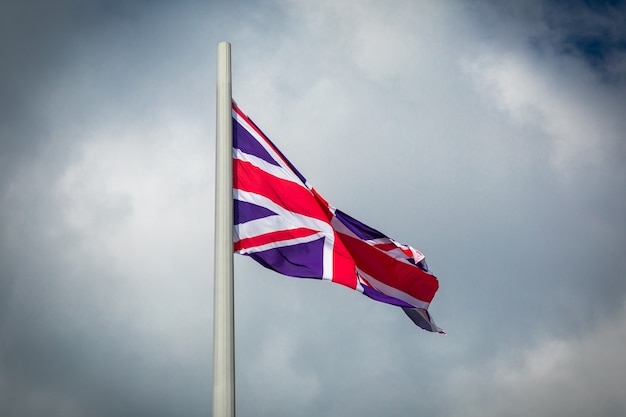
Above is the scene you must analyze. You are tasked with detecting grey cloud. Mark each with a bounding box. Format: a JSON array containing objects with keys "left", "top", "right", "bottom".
[
  {"left": 1, "top": 0, "right": 625, "bottom": 416},
  {"left": 448, "top": 302, "right": 626, "bottom": 417},
  {"left": 470, "top": 0, "right": 626, "bottom": 80}
]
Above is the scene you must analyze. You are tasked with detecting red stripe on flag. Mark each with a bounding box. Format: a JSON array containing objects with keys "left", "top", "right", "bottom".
[
  {"left": 329, "top": 231, "right": 358, "bottom": 290},
  {"left": 338, "top": 233, "right": 439, "bottom": 303},
  {"left": 234, "top": 159, "right": 328, "bottom": 222},
  {"left": 311, "top": 188, "right": 334, "bottom": 221},
  {"left": 234, "top": 227, "right": 319, "bottom": 252},
  {"left": 371, "top": 243, "right": 398, "bottom": 251},
  {"left": 372, "top": 243, "right": 414, "bottom": 259}
]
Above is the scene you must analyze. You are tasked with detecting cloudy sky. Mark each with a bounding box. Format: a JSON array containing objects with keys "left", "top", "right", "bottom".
[{"left": 2, "top": 0, "right": 626, "bottom": 416}]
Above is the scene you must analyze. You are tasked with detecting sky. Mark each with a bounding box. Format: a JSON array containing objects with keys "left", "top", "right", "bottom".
[{"left": 1, "top": 0, "right": 625, "bottom": 416}]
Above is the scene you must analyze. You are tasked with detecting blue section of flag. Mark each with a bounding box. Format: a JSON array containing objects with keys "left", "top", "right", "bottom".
[
  {"left": 248, "top": 237, "right": 325, "bottom": 278},
  {"left": 233, "top": 119, "right": 280, "bottom": 166},
  {"left": 234, "top": 200, "right": 276, "bottom": 224},
  {"left": 335, "top": 209, "right": 386, "bottom": 240}
]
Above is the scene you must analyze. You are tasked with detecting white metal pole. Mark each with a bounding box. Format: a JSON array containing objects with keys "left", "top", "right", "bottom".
[{"left": 213, "top": 41, "right": 235, "bottom": 417}]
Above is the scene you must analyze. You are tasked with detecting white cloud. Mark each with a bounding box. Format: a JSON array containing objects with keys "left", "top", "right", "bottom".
[{"left": 463, "top": 47, "right": 624, "bottom": 179}]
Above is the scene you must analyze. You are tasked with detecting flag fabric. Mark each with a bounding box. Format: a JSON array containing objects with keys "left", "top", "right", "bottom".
[{"left": 232, "top": 101, "right": 443, "bottom": 333}]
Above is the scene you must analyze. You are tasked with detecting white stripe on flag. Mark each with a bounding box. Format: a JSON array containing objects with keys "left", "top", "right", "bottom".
[
  {"left": 233, "top": 110, "right": 299, "bottom": 179},
  {"left": 356, "top": 268, "right": 431, "bottom": 310},
  {"left": 234, "top": 190, "right": 337, "bottom": 279},
  {"left": 233, "top": 148, "right": 303, "bottom": 186}
]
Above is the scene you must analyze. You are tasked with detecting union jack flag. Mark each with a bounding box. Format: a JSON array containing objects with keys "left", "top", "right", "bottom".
[{"left": 232, "top": 101, "right": 443, "bottom": 333}]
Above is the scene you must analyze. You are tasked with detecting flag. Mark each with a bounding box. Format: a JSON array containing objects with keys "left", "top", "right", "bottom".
[{"left": 232, "top": 101, "right": 443, "bottom": 333}]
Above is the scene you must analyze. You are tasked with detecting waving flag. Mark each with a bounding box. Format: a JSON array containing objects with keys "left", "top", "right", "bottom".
[{"left": 232, "top": 102, "right": 443, "bottom": 333}]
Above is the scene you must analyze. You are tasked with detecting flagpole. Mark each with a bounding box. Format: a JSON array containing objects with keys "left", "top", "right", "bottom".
[{"left": 213, "top": 41, "right": 235, "bottom": 417}]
